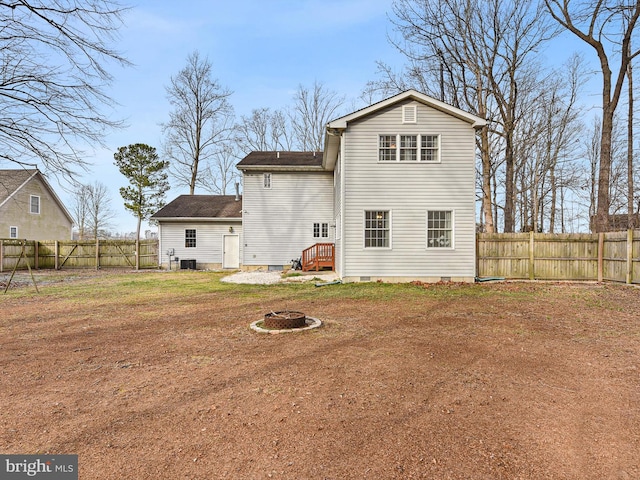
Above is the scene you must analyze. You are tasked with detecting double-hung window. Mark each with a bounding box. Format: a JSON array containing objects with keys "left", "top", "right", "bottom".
[
  {"left": 185, "top": 229, "right": 196, "bottom": 248},
  {"left": 364, "top": 210, "right": 390, "bottom": 248},
  {"left": 313, "top": 222, "right": 329, "bottom": 239},
  {"left": 378, "top": 134, "right": 440, "bottom": 162},
  {"left": 379, "top": 135, "right": 397, "bottom": 161},
  {"left": 421, "top": 135, "right": 439, "bottom": 162},
  {"left": 263, "top": 173, "right": 272, "bottom": 189},
  {"left": 427, "top": 211, "right": 453, "bottom": 248},
  {"left": 399, "top": 135, "right": 417, "bottom": 161},
  {"left": 9, "top": 226, "right": 17, "bottom": 239},
  {"left": 30, "top": 195, "right": 40, "bottom": 214}
]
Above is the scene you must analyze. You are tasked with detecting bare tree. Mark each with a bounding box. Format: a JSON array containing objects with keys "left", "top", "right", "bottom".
[
  {"left": 200, "top": 143, "right": 241, "bottom": 195},
  {"left": 236, "top": 108, "right": 294, "bottom": 154},
  {"left": 86, "top": 181, "right": 116, "bottom": 239},
  {"left": 0, "top": 1, "right": 129, "bottom": 177},
  {"left": 71, "top": 181, "right": 115, "bottom": 239},
  {"left": 162, "top": 51, "right": 234, "bottom": 194},
  {"left": 544, "top": 0, "right": 640, "bottom": 232},
  {"left": 71, "top": 185, "right": 90, "bottom": 240},
  {"left": 289, "top": 81, "right": 344, "bottom": 151},
  {"left": 377, "top": 0, "right": 558, "bottom": 232}
]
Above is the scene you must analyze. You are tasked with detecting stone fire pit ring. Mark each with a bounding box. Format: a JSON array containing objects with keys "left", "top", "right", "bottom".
[{"left": 250, "top": 311, "right": 322, "bottom": 334}]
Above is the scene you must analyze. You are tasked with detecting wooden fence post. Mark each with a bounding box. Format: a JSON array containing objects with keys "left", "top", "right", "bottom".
[
  {"left": 529, "top": 231, "right": 535, "bottom": 280},
  {"left": 598, "top": 232, "right": 604, "bottom": 283},
  {"left": 54, "top": 240, "right": 59, "bottom": 270},
  {"left": 34, "top": 241, "right": 39, "bottom": 270},
  {"left": 0, "top": 240, "right": 3, "bottom": 273},
  {"left": 627, "top": 229, "right": 633, "bottom": 284},
  {"left": 96, "top": 238, "right": 100, "bottom": 270}
]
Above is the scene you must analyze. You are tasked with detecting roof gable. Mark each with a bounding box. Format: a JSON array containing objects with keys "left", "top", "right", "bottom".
[
  {"left": 0, "top": 169, "right": 74, "bottom": 224},
  {"left": 323, "top": 89, "right": 486, "bottom": 170},
  {"left": 0, "top": 169, "right": 38, "bottom": 206},
  {"left": 327, "top": 89, "right": 486, "bottom": 129},
  {"left": 152, "top": 195, "right": 243, "bottom": 220}
]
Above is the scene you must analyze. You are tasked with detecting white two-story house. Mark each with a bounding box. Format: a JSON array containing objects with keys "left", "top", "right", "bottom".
[{"left": 154, "top": 90, "right": 485, "bottom": 282}]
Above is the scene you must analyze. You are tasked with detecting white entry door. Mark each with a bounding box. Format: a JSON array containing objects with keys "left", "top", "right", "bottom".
[{"left": 223, "top": 235, "right": 240, "bottom": 269}]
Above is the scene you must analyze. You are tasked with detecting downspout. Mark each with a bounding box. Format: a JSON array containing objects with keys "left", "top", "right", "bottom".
[{"left": 339, "top": 131, "right": 346, "bottom": 278}]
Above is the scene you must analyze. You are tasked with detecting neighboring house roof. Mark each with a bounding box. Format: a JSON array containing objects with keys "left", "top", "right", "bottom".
[
  {"left": 152, "top": 195, "right": 243, "bottom": 221},
  {"left": 236, "top": 151, "right": 324, "bottom": 171},
  {"left": 0, "top": 168, "right": 74, "bottom": 224},
  {"left": 323, "top": 89, "right": 487, "bottom": 170}
]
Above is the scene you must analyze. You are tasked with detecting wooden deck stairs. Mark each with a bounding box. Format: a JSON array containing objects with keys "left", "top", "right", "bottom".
[{"left": 301, "top": 243, "right": 335, "bottom": 272}]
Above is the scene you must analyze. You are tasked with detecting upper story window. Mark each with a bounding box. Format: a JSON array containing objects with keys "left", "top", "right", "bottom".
[
  {"left": 185, "top": 229, "right": 196, "bottom": 248},
  {"left": 9, "top": 226, "right": 17, "bottom": 238},
  {"left": 379, "top": 134, "right": 440, "bottom": 162},
  {"left": 379, "top": 135, "right": 397, "bottom": 162},
  {"left": 421, "top": 135, "right": 440, "bottom": 162},
  {"left": 30, "top": 195, "right": 40, "bottom": 214},
  {"left": 263, "top": 173, "right": 272, "bottom": 189}
]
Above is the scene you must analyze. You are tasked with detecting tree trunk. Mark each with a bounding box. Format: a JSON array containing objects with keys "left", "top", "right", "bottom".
[
  {"left": 628, "top": 50, "right": 634, "bottom": 229},
  {"left": 595, "top": 104, "right": 614, "bottom": 232},
  {"left": 503, "top": 132, "right": 515, "bottom": 232}
]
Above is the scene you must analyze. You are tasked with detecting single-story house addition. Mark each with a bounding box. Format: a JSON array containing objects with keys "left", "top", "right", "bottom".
[
  {"left": 152, "top": 194, "right": 243, "bottom": 270},
  {"left": 0, "top": 168, "right": 74, "bottom": 241},
  {"left": 154, "top": 89, "right": 485, "bottom": 282}
]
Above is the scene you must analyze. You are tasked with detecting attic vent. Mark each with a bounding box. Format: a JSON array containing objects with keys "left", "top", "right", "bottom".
[{"left": 402, "top": 105, "right": 417, "bottom": 124}]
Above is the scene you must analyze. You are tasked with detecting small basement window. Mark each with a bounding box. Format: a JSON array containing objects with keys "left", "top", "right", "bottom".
[{"left": 9, "top": 226, "right": 18, "bottom": 238}]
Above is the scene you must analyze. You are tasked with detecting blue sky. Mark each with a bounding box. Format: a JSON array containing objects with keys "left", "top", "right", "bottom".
[
  {"left": 63, "top": 0, "right": 399, "bottom": 234},
  {"left": 52, "top": 0, "right": 597, "bottom": 234}
]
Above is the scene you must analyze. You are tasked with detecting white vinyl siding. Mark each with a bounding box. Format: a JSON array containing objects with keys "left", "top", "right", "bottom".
[
  {"left": 242, "top": 171, "right": 334, "bottom": 266},
  {"left": 341, "top": 99, "right": 476, "bottom": 279},
  {"left": 157, "top": 221, "right": 243, "bottom": 268}
]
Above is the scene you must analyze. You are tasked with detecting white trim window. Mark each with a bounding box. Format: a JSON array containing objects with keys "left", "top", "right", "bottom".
[
  {"left": 379, "top": 135, "right": 397, "bottom": 161},
  {"left": 263, "top": 173, "right": 272, "bottom": 189},
  {"left": 427, "top": 210, "right": 453, "bottom": 248},
  {"left": 30, "top": 195, "right": 40, "bottom": 214},
  {"left": 421, "top": 135, "right": 440, "bottom": 162},
  {"left": 313, "top": 222, "right": 329, "bottom": 239},
  {"left": 379, "top": 134, "right": 440, "bottom": 162},
  {"left": 9, "top": 226, "right": 18, "bottom": 238},
  {"left": 185, "top": 228, "right": 197, "bottom": 248},
  {"left": 364, "top": 210, "right": 390, "bottom": 248}
]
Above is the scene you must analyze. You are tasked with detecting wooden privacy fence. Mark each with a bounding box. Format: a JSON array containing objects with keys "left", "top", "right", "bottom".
[
  {"left": 0, "top": 239, "right": 159, "bottom": 271},
  {"left": 477, "top": 230, "right": 640, "bottom": 284}
]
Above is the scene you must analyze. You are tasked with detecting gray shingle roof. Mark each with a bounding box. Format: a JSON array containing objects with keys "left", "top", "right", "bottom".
[
  {"left": 0, "top": 169, "right": 38, "bottom": 204},
  {"left": 236, "top": 151, "right": 323, "bottom": 169},
  {"left": 152, "top": 195, "right": 242, "bottom": 219}
]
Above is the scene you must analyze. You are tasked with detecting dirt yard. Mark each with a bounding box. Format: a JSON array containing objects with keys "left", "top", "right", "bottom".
[{"left": 1, "top": 270, "right": 639, "bottom": 479}]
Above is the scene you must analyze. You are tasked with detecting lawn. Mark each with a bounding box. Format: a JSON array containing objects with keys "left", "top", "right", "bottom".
[{"left": 1, "top": 270, "right": 639, "bottom": 479}]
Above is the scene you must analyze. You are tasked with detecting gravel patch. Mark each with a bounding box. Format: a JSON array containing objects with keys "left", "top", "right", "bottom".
[
  {"left": 220, "top": 270, "right": 283, "bottom": 285},
  {"left": 220, "top": 270, "right": 338, "bottom": 285}
]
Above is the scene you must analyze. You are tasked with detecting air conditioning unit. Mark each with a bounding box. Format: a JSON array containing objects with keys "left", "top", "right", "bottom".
[{"left": 180, "top": 259, "right": 196, "bottom": 270}]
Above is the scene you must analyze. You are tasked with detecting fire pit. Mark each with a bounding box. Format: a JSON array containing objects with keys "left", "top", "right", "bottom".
[{"left": 264, "top": 310, "right": 306, "bottom": 329}]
